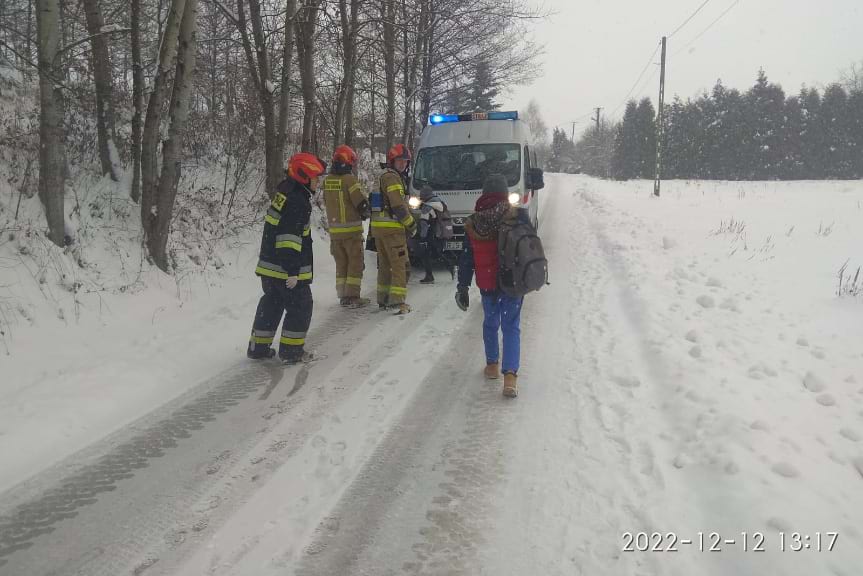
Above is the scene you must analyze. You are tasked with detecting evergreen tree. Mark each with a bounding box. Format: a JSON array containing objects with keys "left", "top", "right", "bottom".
[
  {"left": 745, "top": 69, "right": 787, "bottom": 179},
  {"left": 820, "top": 84, "right": 853, "bottom": 178},
  {"left": 611, "top": 100, "right": 639, "bottom": 179},
  {"left": 782, "top": 94, "right": 806, "bottom": 180},
  {"left": 548, "top": 127, "right": 575, "bottom": 172},
  {"left": 800, "top": 87, "right": 826, "bottom": 179},
  {"left": 635, "top": 98, "right": 657, "bottom": 178},
  {"left": 664, "top": 96, "right": 699, "bottom": 179},
  {"left": 592, "top": 68, "right": 863, "bottom": 182},
  {"left": 574, "top": 121, "right": 616, "bottom": 178},
  {"left": 847, "top": 89, "right": 863, "bottom": 178},
  {"left": 466, "top": 59, "right": 501, "bottom": 112}
]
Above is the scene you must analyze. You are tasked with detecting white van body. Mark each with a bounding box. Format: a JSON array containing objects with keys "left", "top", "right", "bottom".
[{"left": 409, "top": 112, "right": 542, "bottom": 253}]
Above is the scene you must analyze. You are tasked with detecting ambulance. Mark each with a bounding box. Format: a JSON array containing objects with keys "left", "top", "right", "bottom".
[{"left": 408, "top": 110, "right": 544, "bottom": 255}]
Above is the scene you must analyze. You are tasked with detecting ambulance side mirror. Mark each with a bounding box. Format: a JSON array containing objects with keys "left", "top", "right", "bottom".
[{"left": 528, "top": 168, "right": 545, "bottom": 190}]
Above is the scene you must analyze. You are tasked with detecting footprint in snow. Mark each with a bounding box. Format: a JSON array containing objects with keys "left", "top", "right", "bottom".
[
  {"left": 750, "top": 420, "right": 771, "bottom": 432},
  {"left": 816, "top": 393, "right": 837, "bottom": 407},
  {"left": 771, "top": 462, "right": 800, "bottom": 478},
  {"left": 706, "top": 277, "right": 723, "bottom": 288},
  {"left": 748, "top": 364, "right": 777, "bottom": 380},
  {"left": 685, "top": 329, "right": 699, "bottom": 343},
  {"left": 696, "top": 295, "right": 715, "bottom": 309},
  {"left": 803, "top": 371, "right": 827, "bottom": 393},
  {"left": 796, "top": 337, "right": 810, "bottom": 347},
  {"left": 811, "top": 349, "right": 827, "bottom": 360},
  {"left": 311, "top": 435, "right": 327, "bottom": 448},
  {"left": 612, "top": 376, "right": 641, "bottom": 389},
  {"left": 767, "top": 516, "right": 794, "bottom": 532},
  {"left": 839, "top": 428, "right": 860, "bottom": 442},
  {"left": 689, "top": 346, "right": 702, "bottom": 359}
]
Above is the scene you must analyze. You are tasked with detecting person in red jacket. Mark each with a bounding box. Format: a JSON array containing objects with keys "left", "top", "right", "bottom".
[{"left": 455, "top": 174, "right": 526, "bottom": 398}]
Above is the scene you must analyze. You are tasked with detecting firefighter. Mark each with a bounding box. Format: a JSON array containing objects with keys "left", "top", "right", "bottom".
[
  {"left": 322, "top": 145, "right": 371, "bottom": 308},
  {"left": 247, "top": 152, "right": 327, "bottom": 364},
  {"left": 370, "top": 143, "right": 417, "bottom": 314}
]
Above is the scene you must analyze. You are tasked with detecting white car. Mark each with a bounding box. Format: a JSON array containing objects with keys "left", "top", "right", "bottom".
[{"left": 409, "top": 111, "right": 544, "bottom": 254}]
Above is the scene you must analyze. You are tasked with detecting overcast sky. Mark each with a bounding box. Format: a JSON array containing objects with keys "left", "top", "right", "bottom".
[{"left": 506, "top": 0, "right": 863, "bottom": 139}]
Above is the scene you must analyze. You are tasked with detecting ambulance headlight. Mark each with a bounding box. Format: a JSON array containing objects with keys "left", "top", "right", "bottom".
[
  {"left": 508, "top": 193, "right": 521, "bottom": 205},
  {"left": 408, "top": 196, "right": 421, "bottom": 209}
]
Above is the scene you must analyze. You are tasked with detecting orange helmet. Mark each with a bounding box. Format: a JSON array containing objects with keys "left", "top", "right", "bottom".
[
  {"left": 287, "top": 152, "right": 326, "bottom": 185},
  {"left": 332, "top": 144, "right": 358, "bottom": 167},
  {"left": 386, "top": 143, "right": 412, "bottom": 165}
]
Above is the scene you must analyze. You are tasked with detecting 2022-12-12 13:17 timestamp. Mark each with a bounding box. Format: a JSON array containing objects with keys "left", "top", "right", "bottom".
[{"left": 622, "top": 531, "right": 839, "bottom": 552}]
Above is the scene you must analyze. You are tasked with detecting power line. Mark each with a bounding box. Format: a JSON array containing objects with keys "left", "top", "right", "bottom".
[
  {"left": 673, "top": 0, "right": 741, "bottom": 57},
  {"left": 668, "top": 0, "right": 713, "bottom": 38},
  {"left": 611, "top": 40, "right": 662, "bottom": 118},
  {"left": 634, "top": 65, "right": 660, "bottom": 103}
]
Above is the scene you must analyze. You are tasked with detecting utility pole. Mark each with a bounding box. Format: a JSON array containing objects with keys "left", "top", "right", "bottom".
[
  {"left": 569, "top": 121, "right": 577, "bottom": 142},
  {"left": 594, "top": 107, "right": 603, "bottom": 131},
  {"left": 653, "top": 36, "right": 667, "bottom": 197}
]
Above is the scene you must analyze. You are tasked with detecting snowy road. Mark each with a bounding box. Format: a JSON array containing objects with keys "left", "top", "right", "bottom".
[{"left": 2, "top": 175, "right": 861, "bottom": 576}]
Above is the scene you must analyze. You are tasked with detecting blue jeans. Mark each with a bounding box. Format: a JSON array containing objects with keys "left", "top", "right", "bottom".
[{"left": 481, "top": 291, "right": 523, "bottom": 374}]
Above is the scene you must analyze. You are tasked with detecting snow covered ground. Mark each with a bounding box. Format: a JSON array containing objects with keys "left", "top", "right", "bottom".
[{"left": 1, "top": 174, "right": 862, "bottom": 575}]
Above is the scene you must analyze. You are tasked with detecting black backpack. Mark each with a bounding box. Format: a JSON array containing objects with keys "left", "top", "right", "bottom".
[{"left": 497, "top": 213, "right": 548, "bottom": 297}]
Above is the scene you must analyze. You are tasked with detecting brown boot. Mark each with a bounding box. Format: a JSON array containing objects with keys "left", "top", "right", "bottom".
[
  {"left": 483, "top": 362, "right": 500, "bottom": 380},
  {"left": 503, "top": 372, "right": 518, "bottom": 398},
  {"left": 394, "top": 303, "right": 412, "bottom": 315}
]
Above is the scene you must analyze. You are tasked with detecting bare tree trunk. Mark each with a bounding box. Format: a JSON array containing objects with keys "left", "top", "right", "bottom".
[
  {"left": 130, "top": 0, "right": 144, "bottom": 202},
  {"left": 419, "top": 9, "right": 435, "bottom": 127},
  {"left": 332, "top": 0, "right": 348, "bottom": 149},
  {"left": 141, "top": 0, "right": 186, "bottom": 243},
  {"left": 208, "top": 3, "right": 218, "bottom": 134},
  {"left": 235, "top": 0, "right": 279, "bottom": 194},
  {"left": 26, "top": 0, "right": 34, "bottom": 82},
  {"left": 82, "top": 0, "right": 119, "bottom": 181},
  {"left": 382, "top": 0, "right": 395, "bottom": 151},
  {"left": 333, "top": 0, "right": 359, "bottom": 149},
  {"left": 369, "top": 85, "right": 375, "bottom": 155},
  {"left": 296, "top": 0, "right": 320, "bottom": 152},
  {"left": 400, "top": 0, "right": 424, "bottom": 144},
  {"left": 344, "top": 70, "right": 356, "bottom": 146},
  {"left": 36, "top": 0, "right": 66, "bottom": 246},
  {"left": 149, "top": 0, "right": 199, "bottom": 271},
  {"left": 277, "top": 0, "right": 297, "bottom": 158}
]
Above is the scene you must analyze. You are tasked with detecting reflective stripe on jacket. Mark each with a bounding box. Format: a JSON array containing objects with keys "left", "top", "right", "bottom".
[{"left": 256, "top": 178, "right": 315, "bottom": 284}]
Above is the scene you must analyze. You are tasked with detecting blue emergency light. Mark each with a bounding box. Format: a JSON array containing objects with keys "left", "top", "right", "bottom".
[
  {"left": 429, "top": 111, "right": 519, "bottom": 125},
  {"left": 429, "top": 114, "right": 459, "bottom": 124}
]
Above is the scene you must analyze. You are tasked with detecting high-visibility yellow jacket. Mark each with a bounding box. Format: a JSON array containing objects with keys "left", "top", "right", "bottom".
[
  {"left": 370, "top": 168, "right": 416, "bottom": 237},
  {"left": 322, "top": 172, "right": 368, "bottom": 240}
]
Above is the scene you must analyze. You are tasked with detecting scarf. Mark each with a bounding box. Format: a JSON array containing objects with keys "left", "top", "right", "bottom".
[{"left": 472, "top": 196, "right": 510, "bottom": 238}]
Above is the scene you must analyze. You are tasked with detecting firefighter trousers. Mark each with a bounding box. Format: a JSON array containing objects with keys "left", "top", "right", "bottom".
[
  {"left": 374, "top": 232, "right": 408, "bottom": 306},
  {"left": 248, "top": 277, "right": 313, "bottom": 361},
  {"left": 330, "top": 236, "right": 364, "bottom": 299}
]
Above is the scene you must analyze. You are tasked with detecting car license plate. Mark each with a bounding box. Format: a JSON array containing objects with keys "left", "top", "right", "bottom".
[{"left": 445, "top": 241, "right": 462, "bottom": 251}]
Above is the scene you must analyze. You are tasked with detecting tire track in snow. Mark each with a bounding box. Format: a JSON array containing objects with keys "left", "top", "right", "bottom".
[
  {"left": 0, "top": 281, "right": 455, "bottom": 576},
  {"left": 291, "top": 310, "right": 520, "bottom": 575}
]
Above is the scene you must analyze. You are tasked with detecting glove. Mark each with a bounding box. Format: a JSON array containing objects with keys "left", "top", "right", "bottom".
[
  {"left": 285, "top": 277, "right": 299, "bottom": 289},
  {"left": 455, "top": 286, "right": 469, "bottom": 311},
  {"left": 407, "top": 221, "right": 418, "bottom": 238}
]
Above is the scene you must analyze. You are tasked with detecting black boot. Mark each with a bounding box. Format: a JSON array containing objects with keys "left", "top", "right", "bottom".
[
  {"left": 247, "top": 346, "right": 276, "bottom": 360},
  {"left": 420, "top": 245, "right": 434, "bottom": 284}
]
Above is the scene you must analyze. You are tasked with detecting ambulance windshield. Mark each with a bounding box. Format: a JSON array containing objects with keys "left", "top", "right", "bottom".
[{"left": 413, "top": 143, "right": 521, "bottom": 191}]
